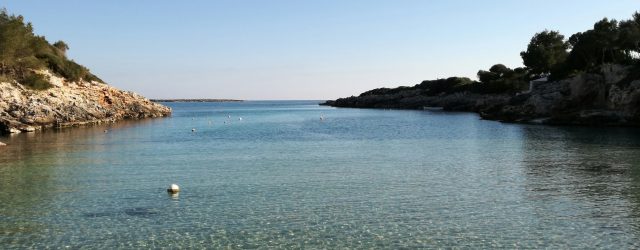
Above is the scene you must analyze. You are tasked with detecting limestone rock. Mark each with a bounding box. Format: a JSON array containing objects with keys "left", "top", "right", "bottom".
[
  {"left": 482, "top": 64, "right": 640, "bottom": 126},
  {"left": 0, "top": 70, "right": 171, "bottom": 134}
]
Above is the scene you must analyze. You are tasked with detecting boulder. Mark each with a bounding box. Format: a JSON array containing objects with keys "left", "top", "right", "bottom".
[{"left": 20, "top": 126, "right": 36, "bottom": 132}]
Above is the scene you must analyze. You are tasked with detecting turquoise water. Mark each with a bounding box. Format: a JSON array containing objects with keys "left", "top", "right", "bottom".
[{"left": 2, "top": 100, "right": 640, "bottom": 248}]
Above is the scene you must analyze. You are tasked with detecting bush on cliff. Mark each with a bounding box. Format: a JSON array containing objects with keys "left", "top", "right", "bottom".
[
  {"left": 38, "top": 53, "right": 102, "bottom": 82},
  {"left": 360, "top": 86, "right": 413, "bottom": 97},
  {"left": 474, "top": 64, "right": 529, "bottom": 94},
  {"left": 0, "top": 8, "right": 102, "bottom": 89},
  {"left": 19, "top": 72, "right": 52, "bottom": 90},
  {"left": 416, "top": 77, "right": 474, "bottom": 95},
  {"left": 359, "top": 77, "right": 475, "bottom": 98}
]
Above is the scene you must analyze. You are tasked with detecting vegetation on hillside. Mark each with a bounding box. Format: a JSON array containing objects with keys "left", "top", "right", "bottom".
[
  {"left": 355, "top": 12, "right": 640, "bottom": 98},
  {"left": 0, "top": 8, "right": 102, "bottom": 90}
]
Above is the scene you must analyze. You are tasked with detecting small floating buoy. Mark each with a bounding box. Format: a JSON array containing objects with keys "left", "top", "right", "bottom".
[
  {"left": 227, "top": 115, "right": 231, "bottom": 119},
  {"left": 238, "top": 117, "right": 243, "bottom": 121},
  {"left": 104, "top": 129, "right": 108, "bottom": 133},
  {"left": 191, "top": 128, "right": 196, "bottom": 132},
  {"left": 167, "top": 184, "right": 180, "bottom": 193}
]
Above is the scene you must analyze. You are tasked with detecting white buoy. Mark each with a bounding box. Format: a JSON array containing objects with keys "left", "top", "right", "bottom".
[
  {"left": 238, "top": 117, "right": 243, "bottom": 121},
  {"left": 228, "top": 115, "right": 231, "bottom": 119},
  {"left": 167, "top": 184, "right": 180, "bottom": 193},
  {"left": 192, "top": 128, "right": 196, "bottom": 132}
]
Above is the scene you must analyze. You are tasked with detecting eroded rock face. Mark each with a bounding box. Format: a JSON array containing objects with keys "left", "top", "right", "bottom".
[
  {"left": 483, "top": 64, "right": 640, "bottom": 126},
  {"left": 0, "top": 71, "right": 171, "bottom": 134}
]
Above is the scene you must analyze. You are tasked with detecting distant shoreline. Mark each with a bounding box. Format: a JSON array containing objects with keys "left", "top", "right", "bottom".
[{"left": 151, "top": 99, "right": 243, "bottom": 103}]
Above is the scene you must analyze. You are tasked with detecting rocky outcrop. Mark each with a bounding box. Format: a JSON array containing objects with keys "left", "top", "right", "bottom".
[
  {"left": 323, "top": 64, "right": 640, "bottom": 126},
  {"left": 0, "top": 70, "right": 171, "bottom": 134},
  {"left": 323, "top": 89, "right": 510, "bottom": 112},
  {"left": 483, "top": 65, "right": 640, "bottom": 126}
]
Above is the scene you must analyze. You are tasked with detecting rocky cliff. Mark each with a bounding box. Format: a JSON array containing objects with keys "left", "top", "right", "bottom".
[
  {"left": 481, "top": 65, "right": 640, "bottom": 126},
  {"left": 323, "top": 64, "right": 640, "bottom": 126},
  {"left": 0, "top": 70, "right": 171, "bottom": 134}
]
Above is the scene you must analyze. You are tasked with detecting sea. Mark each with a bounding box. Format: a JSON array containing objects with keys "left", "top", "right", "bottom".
[{"left": 1, "top": 100, "right": 640, "bottom": 248}]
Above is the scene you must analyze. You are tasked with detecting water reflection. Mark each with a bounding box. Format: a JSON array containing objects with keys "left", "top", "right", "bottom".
[
  {"left": 0, "top": 118, "right": 166, "bottom": 241},
  {"left": 0, "top": 118, "right": 162, "bottom": 162},
  {"left": 520, "top": 125, "right": 640, "bottom": 242},
  {"left": 168, "top": 192, "right": 179, "bottom": 200},
  {"left": 3, "top": 102, "right": 640, "bottom": 248}
]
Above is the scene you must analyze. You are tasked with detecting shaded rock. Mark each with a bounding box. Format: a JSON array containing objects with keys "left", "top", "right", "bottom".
[
  {"left": 20, "top": 126, "right": 37, "bottom": 132},
  {"left": 324, "top": 64, "right": 640, "bottom": 127},
  {"left": 486, "top": 64, "right": 640, "bottom": 126}
]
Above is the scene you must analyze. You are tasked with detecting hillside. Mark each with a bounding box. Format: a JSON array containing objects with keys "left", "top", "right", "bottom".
[
  {"left": 323, "top": 12, "right": 640, "bottom": 126},
  {"left": 0, "top": 9, "right": 170, "bottom": 134}
]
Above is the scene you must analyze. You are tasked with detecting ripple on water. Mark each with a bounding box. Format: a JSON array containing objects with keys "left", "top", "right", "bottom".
[{"left": 2, "top": 101, "right": 640, "bottom": 248}]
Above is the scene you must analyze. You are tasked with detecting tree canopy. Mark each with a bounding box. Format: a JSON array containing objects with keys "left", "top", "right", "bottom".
[
  {"left": 517, "top": 12, "right": 640, "bottom": 81},
  {"left": 520, "top": 30, "right": 568, "bottom": 76},
  {"left": 53, "top": 40, "right": 69, "bottom": 55},
  {"left": 476, "top": 64, "right": 528, "bottom": 93}
]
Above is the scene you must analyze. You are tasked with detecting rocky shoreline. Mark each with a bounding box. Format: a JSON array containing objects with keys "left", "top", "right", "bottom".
[
  {"left": 323, "top": 64, "right": 640, "bottom": 126},
  {"left": 0, "top": 71, "right": 172, "bottom": 134}
]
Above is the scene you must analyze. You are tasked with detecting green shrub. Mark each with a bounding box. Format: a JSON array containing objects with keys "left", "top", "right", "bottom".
[
  {"left": 473, "top": 64, "right": 529, "bottom": 94},
  {"left": 37, "top": 52, "right": 102, "bottom": 82},
  {"left": 417, "top": 77, "right": 474, "bottom": 95},
  {"left": 0, "top": 74, "right": 13, "bottom": 83},
  {"left": 0, "top": 8, "right": 103, "bottom": 85},
  {"left": 19, "top": 72, "right": 52, "bottom": 90}
]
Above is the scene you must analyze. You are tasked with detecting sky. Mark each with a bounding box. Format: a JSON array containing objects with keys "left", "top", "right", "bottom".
[{"left": 2, "top": 0, "right": 639, "bottom": 100}]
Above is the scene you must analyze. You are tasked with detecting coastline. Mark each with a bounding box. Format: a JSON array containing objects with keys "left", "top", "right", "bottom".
[
  {"left": 151, "top": 99, "right": 243, "bottom": 103},
  {"left": 322, "top": 64, "right": 640, "bottom": 127},
  {"left": 0, "top": 71, "right": 172, "bottom": 135}
]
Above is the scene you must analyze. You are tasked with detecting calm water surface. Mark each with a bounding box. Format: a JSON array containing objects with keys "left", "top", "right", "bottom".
[{"left": 1, "top": 101, "right": 640, "bottom": 248}]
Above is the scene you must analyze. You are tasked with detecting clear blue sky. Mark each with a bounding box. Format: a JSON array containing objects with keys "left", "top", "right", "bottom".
[{"left": 3, "top": 0, "right": 638, "bottom": 100}]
